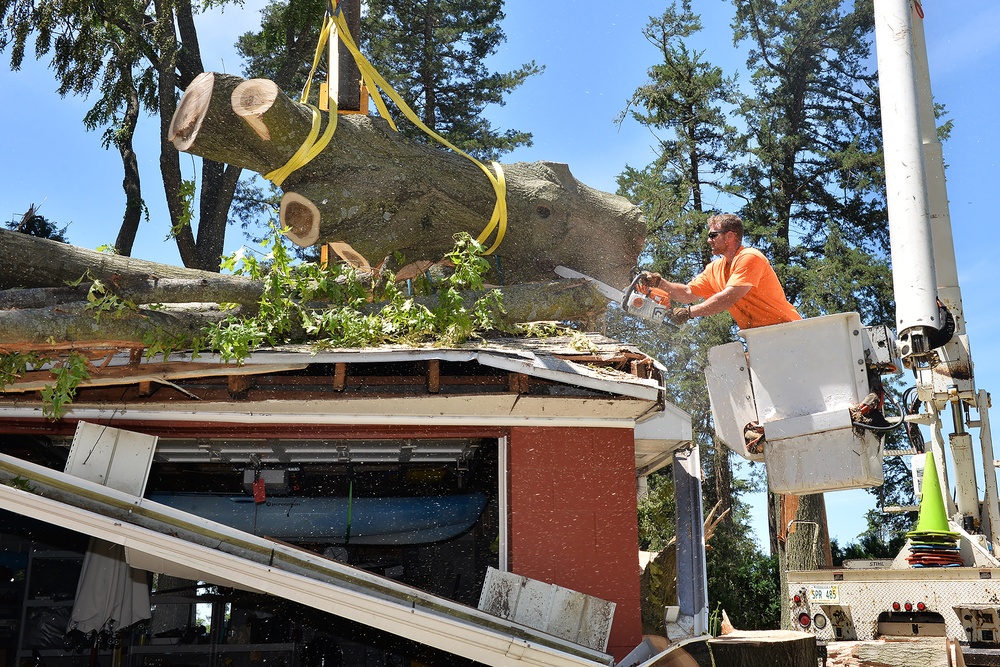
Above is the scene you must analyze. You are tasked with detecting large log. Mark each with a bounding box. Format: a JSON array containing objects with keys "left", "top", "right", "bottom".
[
  {"left": 825, "top": 638, "right": 959, "bottom": 667},
  {"left": 0, "top": 232, "right": 611, "bottom": 351},
  {"left": 0, "top": 281, "right": 609, "bottom": 351},
  {"left": 0, "top": 302, "right": 238, "bottom": 352},
  {"left": 0, "top": 228, "right": 222, "bottom": 290},
  {"left": 168, "top": 72, "right": 645, "bottom": 289},
  {"left": 0, "top": 278, "right": 265, "bottom": 310}
]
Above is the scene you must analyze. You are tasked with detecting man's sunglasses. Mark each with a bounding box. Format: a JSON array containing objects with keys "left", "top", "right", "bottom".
[{"left": 707, "top": 231, "right": 726, "bottom": 239}]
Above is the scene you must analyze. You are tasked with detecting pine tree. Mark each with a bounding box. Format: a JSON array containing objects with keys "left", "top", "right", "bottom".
[
  {"left": 731, "top": 0, "right": 889, "bottom": 310},
  {"left": 237, "top": 0, "right": 327, "bottom": 95},
  {"left": 731, "top": 0, "right": 895, "bottom": 628},
  {"left": 361, "top": 0, "right": 541, "bottom": 160},
  {"left": 615, "top": 1, "right": 779, "bottom": 630}
]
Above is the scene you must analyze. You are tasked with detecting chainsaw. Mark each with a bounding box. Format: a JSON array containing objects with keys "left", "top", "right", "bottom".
[{"left": 554, "top": 266, "right": 675, "bottom": 325}]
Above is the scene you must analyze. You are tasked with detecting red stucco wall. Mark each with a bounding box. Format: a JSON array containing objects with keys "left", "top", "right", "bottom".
[{"left": 508, "top": 426, "right": 641, "bottom": 660}]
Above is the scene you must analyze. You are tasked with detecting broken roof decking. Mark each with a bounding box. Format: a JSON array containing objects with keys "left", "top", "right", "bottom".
[
  {"left": 0, "top": 333, "right": 692, "bottom": 473},
  {"left": 0, "top": 452, "right": 614, "bottom": 667},
  {"left": 1, "top": 333, "right": 662, "bottom": 400}
]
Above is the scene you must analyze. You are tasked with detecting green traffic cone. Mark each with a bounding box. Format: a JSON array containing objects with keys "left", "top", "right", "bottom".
[{"left": 910, "top": 452, "right": 953, "bottom": 535}]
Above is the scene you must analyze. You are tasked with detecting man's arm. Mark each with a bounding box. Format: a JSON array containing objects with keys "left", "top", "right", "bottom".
[
  {"left": 689, "top": 284, "right": 751, "bottom": 318},
  {"left": 653, "top": 277, "right": 698, "bottom": 303},
  {"left": 642, "top": 271, "right": 751, "bottom": 317}
]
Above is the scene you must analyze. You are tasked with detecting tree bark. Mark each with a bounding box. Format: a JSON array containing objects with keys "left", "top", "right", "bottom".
[
  {"left": 825, "top": 638, "right": 956, "bottom": 667},
  {"left": 0, "top": 279, "right": 265, "bottom": 310},
  {"left": 0, "top": 279, "right": 606, "bottom": 351},
  {"left": 0, "top": 302, "right": 237, "bottom": 351},
  {"left": 168, "top": 73, "right": 646, "bottom": 289},
  {"left": 0, "top": 231, "right": 611, "bottom": 350},
  {"left": 708, "top": 630, "right": 816, "bottom": 667},
  {"left": 776, "top": 492, "right": 831, "bottom": 630},
  {"left": 0, "top": 228, "right": 226, "bottom": 291}
]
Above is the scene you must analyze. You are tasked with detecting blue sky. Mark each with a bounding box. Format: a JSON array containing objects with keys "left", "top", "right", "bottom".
[{"left": 2, "top": 1, "right": 1000, "bottom": 550}]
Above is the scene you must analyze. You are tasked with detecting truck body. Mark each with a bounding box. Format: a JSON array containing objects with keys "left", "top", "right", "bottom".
[{"left": 707, "top": 0, "right": 1000, "bottom": 656}]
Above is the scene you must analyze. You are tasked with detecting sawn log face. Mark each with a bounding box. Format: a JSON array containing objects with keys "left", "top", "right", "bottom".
[{"left": 169, "top": 73, "right": 645, "bottom": 289}]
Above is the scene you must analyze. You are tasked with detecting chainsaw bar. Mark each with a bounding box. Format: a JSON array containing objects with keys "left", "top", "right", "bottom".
[{"left": 553, "top": 266, "right": 677, "bottom": 327}]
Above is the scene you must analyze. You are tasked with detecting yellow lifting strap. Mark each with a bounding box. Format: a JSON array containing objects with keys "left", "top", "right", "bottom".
[{"left": 264, "top": 4, "right": 507, "bottom": 255}]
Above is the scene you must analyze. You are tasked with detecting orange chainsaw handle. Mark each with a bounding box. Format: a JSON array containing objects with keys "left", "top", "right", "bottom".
[{"left": 632, "top": 277, "right": 672, "bottom": 306}]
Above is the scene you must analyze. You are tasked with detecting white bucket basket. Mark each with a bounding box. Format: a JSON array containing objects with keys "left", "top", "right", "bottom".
[{"left": 707, "top": 312, "right": 884, "bottom": 494}]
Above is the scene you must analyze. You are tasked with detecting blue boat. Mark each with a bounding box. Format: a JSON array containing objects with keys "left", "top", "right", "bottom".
[{"left": 147, "top": 492, "right": 488, "bottom": 546}]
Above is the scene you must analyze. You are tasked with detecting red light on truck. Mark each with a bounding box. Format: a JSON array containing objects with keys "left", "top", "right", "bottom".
[
  {"left": 917, "top": 602, "right": 926, "bottom": 611},
  {"left": 798, "top": 612, "right": 811, "bottom": 628},
  {"left": 892, "top": 602, "right": 901, "bottom": 611},
  {"left": 904, "top": 602, "right": 913, "bottom": 612},
  {"left": 793, "top": 594, "right": 802, "bottom": 604}
]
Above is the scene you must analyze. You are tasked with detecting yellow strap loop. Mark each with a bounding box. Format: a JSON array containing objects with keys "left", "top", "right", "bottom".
[
  {"left": 267, "top": 7, "right": 507, "bottom": 254},
  {"left": 330, "top": 10, "right": 507, "bottom": 253},
  {"left": 264, "top": 16, "right": 338, "bottom": 186}
]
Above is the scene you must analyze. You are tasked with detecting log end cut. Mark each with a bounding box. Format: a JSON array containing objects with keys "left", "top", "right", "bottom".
[
  {"left": 169, "top": 72, "right": 217, "bottom": 151},
  {"left": 281, "top": 192, "right": 321, "bottom": 246},
  {"left": 232, "top": 79, "right": 280, "bottom": 141}
]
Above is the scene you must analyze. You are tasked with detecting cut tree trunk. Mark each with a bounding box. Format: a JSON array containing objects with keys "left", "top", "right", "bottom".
[
  {"left": 0, "top": 228, "right": 224, "bottom": 291},
  {"left": 825, "top": 638, "right": 958, "bottom": 667},
  {"left": 168, "top": 72, "right": 646, "bottom": 289},
  {"left": 708, "top": 630, "right": 816, "bottom": 667},
  {"left": 0, "top": 232, "right": 611, "bottom": 351},
  {"left": 0, "top": 277, "right": 607, "bottom": 351}
]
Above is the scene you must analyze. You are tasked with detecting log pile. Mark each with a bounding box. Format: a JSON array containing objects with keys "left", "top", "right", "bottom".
[
  {"left": 824, "top": 637, "right": 963, "bottom": 667},
  {"left": 168, "top": 73, "right": 646, "bottom": 289}
]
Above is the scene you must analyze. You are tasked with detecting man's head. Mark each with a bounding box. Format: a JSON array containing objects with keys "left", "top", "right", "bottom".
[{"left": 707, "top": 213, "right": 743, "bottom": 256}]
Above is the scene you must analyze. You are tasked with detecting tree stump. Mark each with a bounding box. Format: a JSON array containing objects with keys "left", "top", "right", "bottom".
[{"left": 708, "top": 629, "right": 816, "bottom": 667}]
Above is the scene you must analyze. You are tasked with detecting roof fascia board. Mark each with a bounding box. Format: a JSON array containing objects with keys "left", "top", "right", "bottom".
[{"left": 0, "top": 408, "right": 641, "bottom": 429}]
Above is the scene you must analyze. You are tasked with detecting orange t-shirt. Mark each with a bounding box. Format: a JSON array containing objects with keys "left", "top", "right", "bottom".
[{"left": 688, "top": 246, "right": 801, "bottom": 330}]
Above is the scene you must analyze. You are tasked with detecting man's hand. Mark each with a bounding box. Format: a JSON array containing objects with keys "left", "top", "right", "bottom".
[
  {"left": 667, "top": 306, "right": 692, "bottom": 325},
  {"left": 638, "top": 271, "right": 662, "bottom": 288}
]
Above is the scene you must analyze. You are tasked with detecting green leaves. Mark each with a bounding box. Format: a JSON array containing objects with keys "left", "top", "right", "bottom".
[
  {"left": 205, "top": 230, "right": 506, "bottom": 363},
  {"left": 38, "top": 352, "right": 90, "bottom": 420},
  {"left": 1, "top": 351, "right": 90, "bottom": 420},
  {"left": 84, "top": 278, "right": 135, "bottom": 322},
  {"left": 0, "top": 352, "right": 41, "bottom": 388},
  {"left": 359, "top": 0, "right": 542, "bottom": 160}
]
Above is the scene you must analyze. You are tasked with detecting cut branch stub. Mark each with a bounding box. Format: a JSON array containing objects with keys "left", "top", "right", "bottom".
[
  {"left": 281, "top": 192, "right": 321, "bottom": 247},
  {"left": 171, "top": 72, "right": 646, "bottom": 288}
]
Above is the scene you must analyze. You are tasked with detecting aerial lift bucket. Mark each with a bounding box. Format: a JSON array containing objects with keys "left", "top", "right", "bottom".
[{"left": 706, "top": 312, "right": 884, "bottom": 494}]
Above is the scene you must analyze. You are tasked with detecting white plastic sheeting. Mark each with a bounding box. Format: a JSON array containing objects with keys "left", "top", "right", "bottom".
[{"left": 69, "top": 538, "right": 150, "bottom": 635}]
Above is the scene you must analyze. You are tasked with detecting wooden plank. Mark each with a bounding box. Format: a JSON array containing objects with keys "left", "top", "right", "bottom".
[
  {"left": 0, "top": 363, "right": 309, "bottom": 393},
  {"left": 427, "top": 359, "right": 440, "bottom": 394},
  {"left": 228, "top": 375, "right": 253, "bottom": 398},
  {"left": 332, "top": 362, "right": 347, "bottom": 391},
  {"left": 508, "top": 373, "right": 531, "bottom": 393}
]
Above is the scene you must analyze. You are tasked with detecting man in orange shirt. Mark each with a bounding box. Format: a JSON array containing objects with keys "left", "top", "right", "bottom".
[
  {"left": 643, "top": 213, "right": 801, "bottom": 329},
  {"left": 647, "top": 214, "right": 813, "bottom": 559}
]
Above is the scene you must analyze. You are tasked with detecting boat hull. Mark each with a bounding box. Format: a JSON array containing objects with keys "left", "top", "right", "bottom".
[{"left": 148, "top": 492, "right": 488, "bottom": 546}]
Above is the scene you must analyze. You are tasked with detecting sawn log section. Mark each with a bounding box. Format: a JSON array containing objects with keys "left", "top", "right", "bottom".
[{"left": 168, "top": 72, "right": 645, "bottom": 288}]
